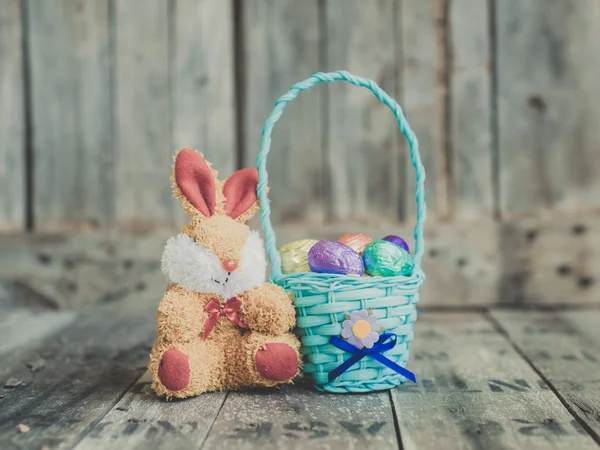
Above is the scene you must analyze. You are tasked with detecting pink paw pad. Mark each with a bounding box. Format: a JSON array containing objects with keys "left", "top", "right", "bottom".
[
  {"left": 158, "top": 348, "right": 190, "bottom": 391},
  {"left": 255, "top": 343, "right": 298, "bottom": 382}
]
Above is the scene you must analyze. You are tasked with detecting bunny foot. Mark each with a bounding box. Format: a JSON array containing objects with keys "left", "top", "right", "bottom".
[
  {"left": 158, "top": 348, "right": 190, "bottom": 391},
  {"left": 150, "top": 339, "right": 224, "bottom": 398},
  {"left": 222, "top": 331, "right": 300, "bottom": 388},
  {"left": 255, "top": 343, "right": 299, "bottom": 381}
]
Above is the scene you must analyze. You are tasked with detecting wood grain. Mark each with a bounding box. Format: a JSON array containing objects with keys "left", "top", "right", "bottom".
[
  {"left": 491, "top": 310, "right": 600, "bottom": 442},
  {"left": 1, "top": 211, "right": 600, "bottom": 309},
  {"left": 274, "top": 218, "right": 501, "bottom": 307},
  {"left": 27, "top": 0, "right": 112, "bottom": 231},
  {"left": 113, "top": 0, "right": 172, "bottom": 229},
  {"left": 0, "top": 0, "right": 25, "bottom": 232},
  {"left": 171, "top": 0, "right": 236, "bottom": 225},
  {"left": 325, "top": 0, "right": 402, "bottom": 222},
  {"left": 0, "top": 308, "right": 77, "bottom": 356},
  {"left": 202, "top": 385, "right": 399, "bottom": 450},
  {"left": 274, "top": 212, "right": 600, "bottom": 307},
  {"left": 392, "top": 312, "right": 598, "bottom": 449},
  {"left": 449, "top": 0, "right": 494, "bottom": 217},
  {"left": 501, "top": 213, "right": 600, "bottom": 306},
  {"left": 74, "top": 372, "right": 227, "bottom": 450},
  {"left": 2, "top": 0, "right": 600, "bottom": 230},
  {"left": 561, "top": 310, "right": 600, "bottom": 344},
  {"left": 496, "top": 0, "right": 600, "bottom": 216},
  {"left": 401, "top": 0, "right": 446, "bottom": 218},
  {"left": 0, "top": 232, "right": 167, "bottom": 308},
  {"left": 242, "top": 0, "right": 323, "bottom": 224},
  {"left": 0, "top": 287, "right": 158, "bottom": 449}
]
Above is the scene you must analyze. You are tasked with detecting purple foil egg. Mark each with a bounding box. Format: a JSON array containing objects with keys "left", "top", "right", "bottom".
[
  {"left": 308, "top": 240, "right": 365, "bottom": 276},
  {"left": 383, "top": 235, "right": 410, "bottom": 253}
]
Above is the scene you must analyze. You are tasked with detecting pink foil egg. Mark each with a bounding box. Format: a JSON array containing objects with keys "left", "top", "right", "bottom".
[
  {"left": 308, "top": 240, "right": 365, "bottom": 276},
  {"left": 337, "top": 233, "right": 373, "bottom": 254}
]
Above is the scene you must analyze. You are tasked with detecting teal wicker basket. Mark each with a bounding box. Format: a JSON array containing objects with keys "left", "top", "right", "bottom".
[{"left": 256, "top": 71, "right": 426, "bottom": 393}]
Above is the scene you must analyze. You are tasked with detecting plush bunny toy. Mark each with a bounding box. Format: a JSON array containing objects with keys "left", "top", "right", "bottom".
[{"left": 149, "top": 148, "right": 300, "bottom": 398}]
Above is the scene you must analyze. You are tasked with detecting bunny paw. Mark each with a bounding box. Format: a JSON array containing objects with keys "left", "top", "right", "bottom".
[
  {"left": 254, "top": 343, "right": 299, "bottom": 382},
  {"left": 158, "top": 348, "right": 190, "bottom": 391}
]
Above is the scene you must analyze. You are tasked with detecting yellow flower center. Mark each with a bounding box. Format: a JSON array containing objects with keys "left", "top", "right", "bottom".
[{"left": 352, "top": 320, "right": 371, "bottom": 339}]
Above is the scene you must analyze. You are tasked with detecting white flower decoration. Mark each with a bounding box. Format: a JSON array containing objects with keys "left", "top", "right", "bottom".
[{"left": 341, "top": 310, "right": 382, "bottom": 349}]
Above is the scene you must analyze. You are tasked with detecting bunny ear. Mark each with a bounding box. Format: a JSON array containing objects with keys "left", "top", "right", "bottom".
[
  {"left": 223, "top": 168, "right": 259, "bottom": 222},
  {"left": 173, "top": 148, "right": 217, "bottom": 217}
]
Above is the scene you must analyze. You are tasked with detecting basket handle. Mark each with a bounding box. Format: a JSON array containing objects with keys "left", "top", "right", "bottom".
[{"left": 257, "top": 71, "right": 427, "bottom": 281}]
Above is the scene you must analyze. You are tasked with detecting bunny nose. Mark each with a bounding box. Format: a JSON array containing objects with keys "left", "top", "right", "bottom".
[{"left": 222, "top": 259, "right": 238, "bottom": 272}]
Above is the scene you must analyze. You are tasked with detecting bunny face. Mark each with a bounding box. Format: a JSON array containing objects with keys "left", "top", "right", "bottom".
[
  {"left": 161, "top": 149, "right": 267, "bottom": 298},
  {"left": 161, "top": 227, "right": 266, "bottom": 298}
]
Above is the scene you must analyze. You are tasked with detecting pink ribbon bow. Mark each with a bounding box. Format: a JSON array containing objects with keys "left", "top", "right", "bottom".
[{"left": 203, "top": 296, "right": 248, "bottom": 340}]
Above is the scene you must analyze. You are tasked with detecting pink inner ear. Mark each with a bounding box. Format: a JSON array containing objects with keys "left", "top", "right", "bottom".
[
  {"left": 223, "top": 168, "right": 259, "bottom": 219},
  {"left": 174, "top": 149, "right": 216, "bottom": 217}
]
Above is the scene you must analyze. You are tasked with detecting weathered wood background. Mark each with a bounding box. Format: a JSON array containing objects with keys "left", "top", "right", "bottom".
[
  {"left": 1, "top": 0, "right": 600, "bottom": 306},
  {"left": 3, "top": 291, "right": 600, "bottom": 449},
  {"left": 2, "top": 3, "right": 600, "bottom": 447}
]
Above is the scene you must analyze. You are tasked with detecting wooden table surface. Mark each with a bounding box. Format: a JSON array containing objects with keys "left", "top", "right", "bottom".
[{"left": 1, "top": 236, "right": 600, "bottom": 449}]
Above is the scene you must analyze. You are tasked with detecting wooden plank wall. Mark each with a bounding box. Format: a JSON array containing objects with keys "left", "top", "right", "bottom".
[
  {"left": 0, "top": 0, "right": 25, "bottom": 231},
  {"left": 0, "top": 0, "right": 599, "bottom": 232},
  {"left": 27, "top": 0, "right": 112, "bottom": 230},
  {"left": 496, "top": 0, "right": 600, "bottom": 217},
  {"left": 242, "top": 0, "right": 323, "bottom": 224}
]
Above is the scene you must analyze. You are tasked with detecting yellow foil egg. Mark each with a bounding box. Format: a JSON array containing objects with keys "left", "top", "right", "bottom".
[
  {"left": 278, "top": 239, "right": 318, "bottom": 274},
  {"left": 337, "top": 233, "right": 373, "bottom": 254}
]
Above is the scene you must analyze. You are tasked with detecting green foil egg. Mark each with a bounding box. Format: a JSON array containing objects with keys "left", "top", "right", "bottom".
[{"left": 362, "top": 240, "right": 414, "bottom": 277}]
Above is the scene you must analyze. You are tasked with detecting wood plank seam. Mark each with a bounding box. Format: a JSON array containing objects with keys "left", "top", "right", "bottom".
[
  {"left": 198, "top": 391, "right": 230, "bottom": 450},
  {"left": 393, "top": 0, "right": 406, "bottom": 221},
  {"left": 107, "top": 0, "right": 117, "bottom": 229},
  {"left": 318, "top": 0, "right": 331, "bottom": 221},
  {"left": 232, "top": 0, "right": 245, "bottom": 171},
  {"left": 20, "top": 0, "right": 34, "bottom": 231},
  {"left": 484, "top": 311, "right": 600, "bottom": 445},
  {"left": 69, "top": 371, "right": 148, "bottom": 449},
  {"left": 488, "top": 0, "right": 501, "bottom": 220},
  {"left": 438, "top": 0, "right": 453, "bottom": 218},
  {"left": 388, "top": 389, "right": 405, "bottom": 450}
]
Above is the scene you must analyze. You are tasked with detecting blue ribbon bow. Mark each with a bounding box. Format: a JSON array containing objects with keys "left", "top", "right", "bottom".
[{"left": 328, "top": 332, "right": 416, "bottom": 383}]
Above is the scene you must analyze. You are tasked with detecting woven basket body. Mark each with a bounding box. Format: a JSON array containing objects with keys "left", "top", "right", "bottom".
[{"left": 256, "top": 71, "right": 427, "bottom": 393}]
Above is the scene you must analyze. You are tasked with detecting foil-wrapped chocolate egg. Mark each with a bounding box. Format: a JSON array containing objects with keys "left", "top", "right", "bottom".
[
  {"left": 363, "top": 240, "right": 414, "bottom": 277},
  {"left": 308, "top": 240, "right": 365, "bottom": 276},
  {"left": 383, "top": 235, "right": 410, "bottom": 253},
  {"left": 337, "top": 233, "right": 373, "bottom": 254},
  {"left": 278, "top": 239, "right": 318, "bottom": 274}
]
